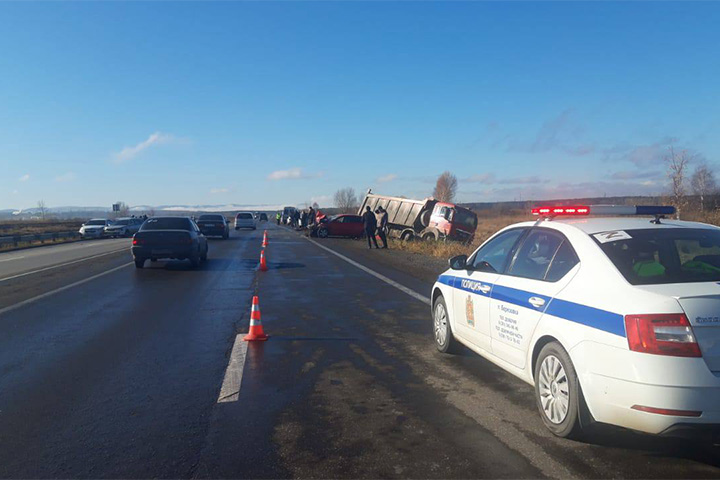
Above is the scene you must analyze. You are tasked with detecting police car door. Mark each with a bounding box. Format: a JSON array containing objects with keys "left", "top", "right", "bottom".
[
  {"left": 489, "top": 228, "right": 579, "bottom": 369},
  {"left": 453, "top": 228, "right": 528, "bottom": 352}
]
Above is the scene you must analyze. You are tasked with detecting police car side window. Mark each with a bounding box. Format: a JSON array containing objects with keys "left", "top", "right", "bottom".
[
  {"left": 508, "top": 230, "right": 564, "bottom": 281},
  {"left": 470, "top": 228, "right": 526, "bottom": 272},
  {"left": 545, "top": 240, "right": 580, "bottom": 282}
]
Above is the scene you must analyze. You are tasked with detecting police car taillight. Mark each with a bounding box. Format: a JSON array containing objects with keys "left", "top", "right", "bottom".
[
  {"left": 531, "top": 206, "right": 590, "bottom": 216},
  {"left": 625, "top": 314, "right": 701, "bottom": 357}
]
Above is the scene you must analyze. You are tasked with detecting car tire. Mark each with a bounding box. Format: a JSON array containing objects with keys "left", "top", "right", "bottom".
[
  {"left": 190, "top": 252, "right": 201, "bottom": 268},
  {"left": 201, "top": 247, "right": 208, "bottom": 262},
  {"left": 318, "top": 227, "right": 329, "bottom": 238},
  {"left": 534, "top": 342, "right": 584, "bottom": 439},
  {"left": 433, "top": 295, "right": 459, "bottom": 354},
  {"left": 401, "top": 231, "right": 414, "bottom": 242},
  {"left": 134, "top": 258, "right": 145, "bottom": 269}
]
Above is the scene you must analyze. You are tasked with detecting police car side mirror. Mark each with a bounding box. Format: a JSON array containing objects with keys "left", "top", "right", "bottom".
[{"left": 449, "top": 254, "right": 467, "bottom": 270}]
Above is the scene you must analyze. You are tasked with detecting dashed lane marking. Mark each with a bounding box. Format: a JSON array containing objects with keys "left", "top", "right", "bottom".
[
  {"left": 0, "top": 262, "right": 133, "bottom": 316},
  {"left": 217, "top": 334, "right": 249, "bottom": 403},
  {"left": 304, "top": 237, "right": 431, "bottom": 306},
  {"left": 0, "top": 248, "right": 129, "bottom": 283},
  {"left": 0, "top": 255, "right": 26, "bottom": 263}
]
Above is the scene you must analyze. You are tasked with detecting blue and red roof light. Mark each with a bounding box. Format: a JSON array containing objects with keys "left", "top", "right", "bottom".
[{"left": 531, "top": 205, "right": 676, "bottom": 217}]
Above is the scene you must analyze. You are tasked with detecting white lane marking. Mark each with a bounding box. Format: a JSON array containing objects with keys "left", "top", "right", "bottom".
[
  {"left": 0, "top": 255, "right": 26, "bottom": 263},
  {"left": 304, "top": 237, "right": 431, "bottom": 305},
  {"left": 217, "top": 334, "right": 249, "bottom": 403},
  {"left": 0, "top": 248, "right": 129, "bottom": 283},
  {"left": 0, "top": 262, "right": 133, "bottom": 316}
]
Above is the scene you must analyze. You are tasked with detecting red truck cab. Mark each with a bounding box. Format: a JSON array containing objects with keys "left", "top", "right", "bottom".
[{"left": 428, "top": 202, "right": 477, "bottom": 243}]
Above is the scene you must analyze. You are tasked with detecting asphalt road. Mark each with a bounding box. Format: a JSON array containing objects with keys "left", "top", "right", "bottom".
[{"left": 0, "top": 224, "right": 719, "bottom": 478}]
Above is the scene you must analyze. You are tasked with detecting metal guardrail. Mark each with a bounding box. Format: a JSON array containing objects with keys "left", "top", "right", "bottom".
[{"left": 0, "top": 230, "right": 81, "bottom": 248}]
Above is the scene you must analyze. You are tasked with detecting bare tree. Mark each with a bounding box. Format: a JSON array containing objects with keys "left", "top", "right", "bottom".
[
  {"left": 691, "top": 164, "right": 716, "bottom": 212},
  {"left": 37, "top": 199, "right": 47, "bottom": 221},
  {"left": 334, "top": 188, "right": 358, "bottom": 213},
  {"left": 665, "top": 146, "right": 691, "bottom": 219},
  {"left": 433, "top": 171, "right": 458, "bottom": 203}
]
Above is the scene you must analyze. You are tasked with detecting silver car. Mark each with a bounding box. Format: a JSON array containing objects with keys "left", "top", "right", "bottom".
[
  {"left": 79, "top": 218, "right": 112, "bottom": 239},
  {"left": 234, "top": 212, "right": 257, "bottom": 230},
  {"left": 104, "top": 217, "right": 144, "bottom": 238}
]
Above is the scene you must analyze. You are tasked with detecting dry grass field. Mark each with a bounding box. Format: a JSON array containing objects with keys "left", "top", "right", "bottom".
[
  {"left": 0, "top": 220, "right": 83, "bottom": 237},
  {"left": 394, "top": 207, "right": 720, "bottom": 260}
]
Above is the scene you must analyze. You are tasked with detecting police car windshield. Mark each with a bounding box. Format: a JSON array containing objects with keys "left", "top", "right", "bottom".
[{"left": 595, "top": 228, "right": 720, "bottom": 285}]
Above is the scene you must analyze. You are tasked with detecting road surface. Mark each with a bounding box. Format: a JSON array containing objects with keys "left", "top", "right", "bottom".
[{"left": 0, "top": 224, "right": 718, "bottom": 478}]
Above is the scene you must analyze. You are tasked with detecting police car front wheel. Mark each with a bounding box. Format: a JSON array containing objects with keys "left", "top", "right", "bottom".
[
  {"left": 433, "top": 295, "right": 458, "bottom": 354},
  {"left": 534, "top": 342, "right": 583, "bottom": 438}
]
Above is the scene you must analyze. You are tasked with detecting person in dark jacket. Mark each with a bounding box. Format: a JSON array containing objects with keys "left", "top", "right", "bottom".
[
  {"left": 362, "top": 206, "right": 379, "bottom": 249},
  {"left": 376, "top": 207, "right": 388, "bottom": 249}
]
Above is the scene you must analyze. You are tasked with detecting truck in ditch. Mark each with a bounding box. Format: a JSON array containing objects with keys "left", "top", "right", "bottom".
[{"left": 358, "top": 190, "right": 477, "bottom": 243}]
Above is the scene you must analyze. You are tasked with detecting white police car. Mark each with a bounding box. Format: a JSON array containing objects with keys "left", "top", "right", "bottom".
[{"left": 431, "top": 205, "right": 720, "bottom": 438}]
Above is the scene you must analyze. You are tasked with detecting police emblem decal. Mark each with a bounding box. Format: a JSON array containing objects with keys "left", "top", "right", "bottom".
[{"left": 465, "top": 295, "right": 475, "bottom": 327}]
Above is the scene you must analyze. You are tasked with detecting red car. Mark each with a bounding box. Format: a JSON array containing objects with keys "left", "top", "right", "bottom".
[{"left": 314, "top": 214, "right": 364, "bottom": 238}]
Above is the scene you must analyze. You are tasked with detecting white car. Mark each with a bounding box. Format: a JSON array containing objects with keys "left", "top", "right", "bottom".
[
  {"left": 234, "top": 211, "right": 257, "bottom": 230},
  {"left": 431, "top": 205, "right": 720, "bottom": 439},
  {"left": 79, "top": 218, "right": 112, "bottom": 238}
]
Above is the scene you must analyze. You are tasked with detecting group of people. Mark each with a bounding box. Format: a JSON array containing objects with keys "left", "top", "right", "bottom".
[
  {"left": 276, "top": 206, "right": 321, "bottom": 230},
  {"left": 361, "top": 206, "right": 388, "bottom": 249}
]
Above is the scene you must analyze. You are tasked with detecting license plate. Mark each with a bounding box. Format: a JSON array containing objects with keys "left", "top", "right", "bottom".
[
  {"left": 152, "top": 249, "right": 171, "bottom": 255},
  {"left": 204, "top": 224, "right": 215, "bottom": 227}
]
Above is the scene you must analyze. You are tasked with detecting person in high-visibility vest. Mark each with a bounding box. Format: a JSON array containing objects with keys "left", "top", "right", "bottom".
[{"left": 276, "top": 212, "right": 281, "bottom": 225}]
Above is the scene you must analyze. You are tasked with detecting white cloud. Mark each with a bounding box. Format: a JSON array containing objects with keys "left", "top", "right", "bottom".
[
  {"left": 465, "top": 173, "right": 495, "bottom": 184},
  {"left": 12, "top": 189, "right": 18, "bottom": 194},
  {"left": 376, "top": 174, "right": 397, "bottom": 183},
  {"left": 210, "top": 187, "right": 229, "bottom": 194},
  {"left": 267, "top": 168, "right": 321, "bottom": 181},
  {"left": 18, "top": 174, "right": 30, "bottom": 182},
  {"left": 54, "top": 172, "right": 77, "bottom": 182},
  {"left": 310, "top": 195, "right": 332, "bottom": 207},
  {"left": 113, "top": 132, "right": 178, "bottom": 163}
]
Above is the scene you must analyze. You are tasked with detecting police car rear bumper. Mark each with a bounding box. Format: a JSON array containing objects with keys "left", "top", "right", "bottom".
[{"left": 584, "top": 373, "right": 720, "bottom": 435}]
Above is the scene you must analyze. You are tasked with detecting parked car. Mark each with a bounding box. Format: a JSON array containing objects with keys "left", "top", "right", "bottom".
[
  {"left": 282, "top": 206, "right": 297, "bottom": 224},
  {"left": 312, "top": 214, "right": 364, "bottom": 239},
  {"left": 259, "top": 213, "right": 268, "bottom": 222},
  {"left": 79, "top": 218, "right": 112, "bottom": 239},
  {"left": 131, "top": 216, "right": 208, "bottom": 269},
  {"left": 196, "top": 214, "right": 230, "bottom": 239},
  {"left": 235, "top": 212, "right": 257, "bottom": 230},
  {"left": 104, "top": 217, "right": 144, "bottom": 238}
]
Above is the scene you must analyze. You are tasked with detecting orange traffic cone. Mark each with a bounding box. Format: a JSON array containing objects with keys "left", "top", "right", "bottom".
[
  {"left": 244, "top": 296, "right": 268, "bottom": 341},
  {"left": 259, "top": 249, "right": 268, "bottom": 272},
  {"left": 262, "top": 230, "right": 268, "bottom": 247}
]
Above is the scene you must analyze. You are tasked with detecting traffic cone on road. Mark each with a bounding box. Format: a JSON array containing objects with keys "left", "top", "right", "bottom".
[
  {"left": 259, "top": 249, "right": 268, "bottom": 272},
  {"left": 244, "top": 296, "right": 268, "bottom": 341},
  {"left": 262, "top": 230, "right": 268, "bottom": 247}
]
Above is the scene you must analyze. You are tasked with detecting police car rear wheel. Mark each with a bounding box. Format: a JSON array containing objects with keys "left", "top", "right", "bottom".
[
  {"left": 534, "top": 342, "right": 582, "bottom": 438},
  {"left": 433, "top": 296, "right": 457, "bottom": 353}
]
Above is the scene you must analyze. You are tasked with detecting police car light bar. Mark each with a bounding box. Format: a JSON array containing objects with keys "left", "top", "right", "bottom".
[{"left": 531, "top": 205, "right": 676, "bottom": 217}]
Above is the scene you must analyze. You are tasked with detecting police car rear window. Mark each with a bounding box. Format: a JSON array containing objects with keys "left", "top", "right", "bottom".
[{"left": 594, "top": 228, "right": 720, "bottom": 285}]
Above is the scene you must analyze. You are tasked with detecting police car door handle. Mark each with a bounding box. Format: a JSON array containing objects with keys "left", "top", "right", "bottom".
[
  {"left": 478, "top": 284, "right": 491, "bottom": 294},
  {"left": 528, "top": 297, "right": 546, "bottom": 308}
]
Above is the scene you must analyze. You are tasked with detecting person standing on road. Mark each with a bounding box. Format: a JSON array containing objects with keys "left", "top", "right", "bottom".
[
  {"left": 301, "top": 210, "right": 308, "bottom": 229},
  {"left": 376, "top": 206, "right": 388, "bottom": 249},
  {"left": 362, "top": 206, "right": 379, "bottom": 249},
  {"left": 276, "top": 212, "right": 281, "bottom": 225},
  {"left": 307, "top": 206, "right": 315, "bottom": 228}
]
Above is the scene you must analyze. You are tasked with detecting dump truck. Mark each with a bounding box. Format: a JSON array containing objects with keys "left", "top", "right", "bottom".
[{"left": 358, "top": 190, "right": 477, "bottom": 243}]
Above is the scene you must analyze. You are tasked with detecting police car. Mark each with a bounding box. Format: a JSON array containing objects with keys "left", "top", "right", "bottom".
[{"left": 431, "top": 205, "right": 720, "bottom": 438}]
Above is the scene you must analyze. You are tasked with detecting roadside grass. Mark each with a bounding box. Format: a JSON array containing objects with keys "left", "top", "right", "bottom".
[
  {"left": 392, "top": 208, "right": 720, "bottom": 261},
  {"left": 392, "top": 211, "right": 531, "bottom": 260},
  {"left": 0, "top": 220, "right": 82, "bottom": 237},
  {"left": 0, "top": 236, "right": 84, "bottom": 253}
]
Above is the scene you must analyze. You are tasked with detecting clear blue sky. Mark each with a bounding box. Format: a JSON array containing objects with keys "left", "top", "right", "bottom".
[{"left": 1, "top": 1, "right": 719, "bottom": 210}]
